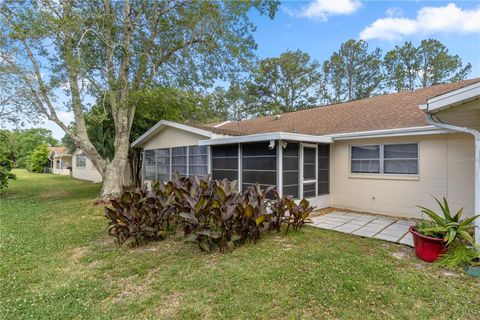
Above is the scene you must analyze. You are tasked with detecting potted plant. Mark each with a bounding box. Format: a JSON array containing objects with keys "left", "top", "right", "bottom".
[
  {"left": 464, "top": 245, "right": 480, "bottom": 278},
  {"left": 410, "top": 197, "right": 479, "bottom": 263}
]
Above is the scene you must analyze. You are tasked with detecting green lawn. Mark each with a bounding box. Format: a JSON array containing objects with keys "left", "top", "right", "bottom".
[{"left": 1, "top": 170, "right": 479, "bottom": 319}]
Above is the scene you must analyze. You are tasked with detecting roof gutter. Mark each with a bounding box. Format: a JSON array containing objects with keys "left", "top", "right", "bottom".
[{"left": 426, "top": 113, "right": 480, "bottom": 244}]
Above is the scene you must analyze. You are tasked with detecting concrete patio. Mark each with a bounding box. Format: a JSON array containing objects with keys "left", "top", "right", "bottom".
[{"left": 310, "top": 211, "right": 415, "bottom": 246}]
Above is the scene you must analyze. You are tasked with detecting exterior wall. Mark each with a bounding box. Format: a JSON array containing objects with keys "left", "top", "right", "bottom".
[
  {"left": 142, "top": 126, "right": 208, "bottom": 150},
  {"left": 435, "top": 99, "right": 480, "bottom": 131},
  {"left": 72, "top": 150, "right": 103, "bottom": 183},
  {"left": 329, "top": 133, "right": 475, "bottom": 219},
  {"left": 51, "top": 155, "right": 72, "bottom": 175}
]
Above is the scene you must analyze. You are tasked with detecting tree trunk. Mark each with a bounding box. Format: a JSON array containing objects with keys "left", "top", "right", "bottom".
[{"left": 99, "top": 132, "right": 130, "bottom": 199}]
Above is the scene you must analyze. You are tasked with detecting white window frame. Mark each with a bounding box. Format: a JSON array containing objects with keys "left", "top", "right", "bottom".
[
  {"left": 76, "top": 154, "right": 86, "bottom": 168},
  {"left": 349, "top": 142, "right": 419, "bottom": 176}
]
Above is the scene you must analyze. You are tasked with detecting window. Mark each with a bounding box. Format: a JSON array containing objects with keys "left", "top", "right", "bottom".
[
  {"left": 156, "top": 148, "right": 170, "bottom": 181},
  {"left": 211, "top": 144, "right": 238, "bottom": 182},
  {"left": 76, "top": 154, "right": 86, "bottom": 168},
  {"left": 351, "top": 143, "right": 418, "bottom": 175},
  {"left": 188, "top": 145, "right": 208, "bottom": 178},
  {"left": 143, "top": 145, "right": 209, "bottom": 181}
]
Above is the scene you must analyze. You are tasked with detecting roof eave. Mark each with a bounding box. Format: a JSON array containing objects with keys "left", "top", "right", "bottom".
[
  {"left": 199, "top": 132, "right": 333, "bottom": 146},
  {"left": 420, "top": 82, "right": 480, "bottom": 114}
]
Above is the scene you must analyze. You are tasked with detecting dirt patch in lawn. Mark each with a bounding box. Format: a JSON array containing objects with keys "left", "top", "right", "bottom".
[
  {"left": 154, "top": 291, "right": 183, "bottom": 318},
  {"left": 38, "top": 190, "right": 74, "bottom": 199}
]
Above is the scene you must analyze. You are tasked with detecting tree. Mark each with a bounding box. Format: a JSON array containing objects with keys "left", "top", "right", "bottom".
[
  {"left": 1, "top": 128, "right": 57, "bottom": 168},
  {"left": 1, "top": 0, "right": 279, "bottom": 199},
  {"left": 323, "top": 39, "right": 383, "bottom": 103},
  {"left": 417, "top": 39, "right": 472, "bottom": 88},
  {"left": 383, "top": 40, "right": 471, "bottom": 92},
  {"left": 246, "top": 50, "right": 321, "bottom": 114},
  {"left": 27, "top": 144, "right": 50, "bottom": 173},
  {"left": 207, "top": 83, "right": 253, "bottom": 121},
  {"left": 383, "top": 41, "right": 419, "bottom": 92},
  {"left": 0, "top": 154, "right": 15, "bottom": 188}
]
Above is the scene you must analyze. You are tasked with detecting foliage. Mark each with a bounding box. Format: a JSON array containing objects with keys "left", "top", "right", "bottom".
[
  {"left": 246, "top": 50, "right": 321, "bottom": 115},
  {"left": 105, "top": 185, "right": 176, "bottom": 246},
  {"left": 0, "top": 128, "right": 57, "bottom": 168},
  {"left": 26, "top": 144, "right": 50, "bottom": 173},
  {"left": 0, "top": 154, "right": 16, "bottom": 188},
  {"left": 417, "top": 197, "right": 479, "bottom": 245},
  {"left": 437, "top": 243, "right": 480, "bottom": 268},
  {"left": 384, "top": 39, "right": 472, "bottom": 92},
  {"left": 1, "top": 0, "right": 280, "bottom": 199},
  {"left": 322, "top": 39, "right": 383, "bottom": 103},
  {"left": 105, "top": 175, "right": 314, "bottom": 251}
]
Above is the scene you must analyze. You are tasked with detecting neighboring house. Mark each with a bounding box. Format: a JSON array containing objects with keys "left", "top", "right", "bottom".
[
  {"left": 72, "top": 149, "right": 103, "bottom": 183},
  {"left": 131, "top": 79, "right": 480, "bottom": 240},
  {"left": 48, "top": 147, "right": 72, "bottom": 175}
]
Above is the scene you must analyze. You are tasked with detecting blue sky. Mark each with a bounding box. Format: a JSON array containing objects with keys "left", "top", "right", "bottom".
[{"left": 23, "top": 1, "right": 480, "bottom": 140}]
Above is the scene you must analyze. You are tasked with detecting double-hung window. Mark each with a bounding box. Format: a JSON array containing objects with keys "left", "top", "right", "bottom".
[
  {"left": 351, "top": 143, "right": 418, "bottom": 175},
  {"left": 76, "top": 154, "right": 86, "bottom": 168}
]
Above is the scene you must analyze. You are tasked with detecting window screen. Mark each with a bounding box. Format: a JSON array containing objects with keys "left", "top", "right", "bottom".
[
  {"left": 384, "top": 143, "right": 418, "bottom": 174},
  {"left": 172, "top": 147, "right": 187, "bottom": 177},
  {"left": 282, "top": 142, "right": 299, "bottom": 198},
  {"left": 211, "top": 144, "right": 238, "bottom": 181},
  {"left": 156, "top": 148, "right": 170, "bottom": 181},
  {"left": 188, "top": 145, "right": 208, "bottom": 178},
  {"left": 318, "top": 144, "right": 329, "bottom": 195},
  {"left": 241, "top": 142, "right": 277, "bottom": 192},
  {"left": 144, "top": 150, "right": 156, "bottom": 180},
  {"left": 351, "top": 145, "right": 380, "bottom": 173}
]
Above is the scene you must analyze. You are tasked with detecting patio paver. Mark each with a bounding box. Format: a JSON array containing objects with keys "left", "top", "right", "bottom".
[{"left": 310, "top": 212, "right": 415, "bottom": 246}]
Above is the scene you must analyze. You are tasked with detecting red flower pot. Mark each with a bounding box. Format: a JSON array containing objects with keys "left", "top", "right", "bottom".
[{"left": 410, "top": 226, "right": 446, "bottom": 263}]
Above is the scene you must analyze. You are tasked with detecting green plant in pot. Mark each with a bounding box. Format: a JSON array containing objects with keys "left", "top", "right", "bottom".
[{"left": 410, "top": 197, "right": 479, "bottom": 263}]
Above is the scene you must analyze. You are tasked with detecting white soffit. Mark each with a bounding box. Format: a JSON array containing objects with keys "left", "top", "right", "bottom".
[{"left": 327, "top": 126, "right": 451, "bottom": 140}]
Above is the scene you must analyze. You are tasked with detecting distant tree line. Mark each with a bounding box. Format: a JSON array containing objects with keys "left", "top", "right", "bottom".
[{"left": 211, "top": 39, "right": 472, "bottom": 120}]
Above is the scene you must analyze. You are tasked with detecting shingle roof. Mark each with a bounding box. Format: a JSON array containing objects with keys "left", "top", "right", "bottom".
[
  {"left": 213, "top": 79, "right": 480, "bottom": 136},
  {"left": 49, "top": 147, "right": 70, "bottom": 156}
]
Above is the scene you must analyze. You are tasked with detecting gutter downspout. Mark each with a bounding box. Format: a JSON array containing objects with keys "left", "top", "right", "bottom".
[{"left": 426, "top": 114, "right": 480, "bottom": 244}]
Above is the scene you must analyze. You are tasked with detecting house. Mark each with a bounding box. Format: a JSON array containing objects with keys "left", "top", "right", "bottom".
[
  {"left": 131, "top": 79, "right": 480, "bottom": 241},
  {"left": 48, "top": 147, "right": 72, "bottom": 175},
  {"left": 71, "top": 149, "right": 103, "bottom": 183}
]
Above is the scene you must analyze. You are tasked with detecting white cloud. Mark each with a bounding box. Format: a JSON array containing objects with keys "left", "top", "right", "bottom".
[
  {"left": 360, "top": 3, "right": 480, "bottom": 41},
  {"left": 57, "top": 111, "right": 75, "bottom": 124},
  {"left": 286, "top": 0, "right": 362, "bottom": 21},
  {"left": 385, "top": 7, "right": 403, "bottom": 18}
]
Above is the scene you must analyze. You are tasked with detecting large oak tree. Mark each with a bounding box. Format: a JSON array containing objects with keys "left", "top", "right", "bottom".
[{"left": 1, "top": 0, "right": 278, "bottom": 198}]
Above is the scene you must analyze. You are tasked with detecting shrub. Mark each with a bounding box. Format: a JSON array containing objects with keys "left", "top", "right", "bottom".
[
  {"left": 27, "top": 144, "right": 50, "bottom": 173},
  {"left": 0, "top": 155, "right": 16, "bottom": 189},
  {"left": 105, "top": 175, "right": 316, "bottom": 251},
  {"left": 105, "top": 185, "right": 176, "bottom": 246}
]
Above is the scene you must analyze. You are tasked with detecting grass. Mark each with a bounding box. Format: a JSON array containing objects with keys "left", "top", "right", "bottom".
[{"left": 1, "top": 170, "right": 479, "bottom": 319}]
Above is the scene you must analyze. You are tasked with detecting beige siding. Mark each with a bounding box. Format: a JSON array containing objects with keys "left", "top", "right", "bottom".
[
  {"left": 142, "top": 126, "right": 208, "bottom": 150},
  {"left": 72, "top": 150, "right": 103, "bottom": 183},
  {"left": 330, "top": 133, "right": 475, "bottom": 219}
]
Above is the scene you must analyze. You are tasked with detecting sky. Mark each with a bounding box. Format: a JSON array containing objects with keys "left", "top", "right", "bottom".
[{"left": 15, "top": 0, "right": 480, "bottom": 140}]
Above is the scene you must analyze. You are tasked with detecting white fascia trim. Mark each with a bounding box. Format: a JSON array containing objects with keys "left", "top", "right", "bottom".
[
  {"left": 419, "top": 82, "right": 480, "bottom": 113},
  {"left": 131, "top": 120, "right": 213, "bottom": 148},
  {"left": 199, "top": 132, "right": 332, "bottom": 146},
  {"left": 328, "top": 126, "right": 451, "bottom": 141}
]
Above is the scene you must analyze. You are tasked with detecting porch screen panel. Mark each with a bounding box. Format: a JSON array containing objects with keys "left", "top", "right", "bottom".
[
  {"left": 303, "top": 147, "right": 316, "bottom": 198},
  {"left": 188, "top": 145, "right": 208, "bottom": 178},
  {"left": 241, "top": 142, "right": 277, "bottom": 192},
  {"left": 172, "top": 147, "right": 187, "bottom": 177},
  {"left": 318, "top": 144, "right": 329, "bottom": 195},
  {"left": 282, "top": 142, "right": 299, "bottom": 198},
  {"left": 211, "top": 144, "right": 238, "bottom": 181},
  {"left": 155, "top": 148, "right": 170, "bottom": 181},
  {"left": 144, "top": 150, "right": 156, "bottom": 180}
]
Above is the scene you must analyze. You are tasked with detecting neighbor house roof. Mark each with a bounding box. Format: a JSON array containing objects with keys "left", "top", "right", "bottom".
[
  {"left": 216, "top": 78, "right": 480, "bottom": 136},
  {"left": 49, "top": 147, "right": 70, "bottom": 157}
]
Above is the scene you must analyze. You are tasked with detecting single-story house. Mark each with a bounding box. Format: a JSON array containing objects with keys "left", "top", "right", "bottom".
[
  {"left": 71, "top": 149, "right": 103, "bottom": 183},
  {"left": 48, "top": 147, "right": 72, "bottom": 175},
  {"left": 131, "top": 79, "right": 480, "bottom": 241}
]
